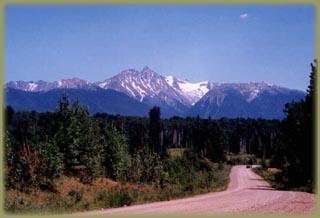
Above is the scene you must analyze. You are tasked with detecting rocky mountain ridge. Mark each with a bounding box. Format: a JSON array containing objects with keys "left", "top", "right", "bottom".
[{"left": 5, "top": 66, "right": 305, "bottom": 119}]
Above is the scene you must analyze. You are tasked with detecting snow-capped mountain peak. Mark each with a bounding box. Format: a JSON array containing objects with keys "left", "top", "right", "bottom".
[
  {"left": 165, "top": 75, "right": 211, "bottom": 105},
  {"left": 99, "top": 68, "right": 167, "bottom": 100},
  {"left": 5, "top": 67, "right": 306, "bottom": 119},
  {"left": 141, "top": 66, "right": 157, "bottom": 77},
  {"left": 95, "top": 67, "right": 194, "bottom": 114},
  {"left": 5, "top": 77, "right": 96, "bottom": 92}
]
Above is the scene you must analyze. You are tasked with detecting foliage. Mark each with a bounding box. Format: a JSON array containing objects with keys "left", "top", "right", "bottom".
[
  {"left": 68, "top": 189, "right": 83, "bottom": 203},
  {"left": 226, "top": 154, "right": 257, "bottom": 165},
  {"left": 107, "top": 188, "right": 133, "bottom": 207},
  {"left": 5, "top": 196, "right": 33, "bottom": 213},
  {"left": 127, "top": 148, "right": 164, "bottom": 185},
  {"left": 192, "top": 118, "right": 226, "bottom": 162},
  {"left": 5, "top": 163, "right": 231, "bottom": 214},
  {"left": 253, "top": 167, "right": 314, "bottom": 193},
  {"left": 54, "top": 94, "right": 104, "bottom": 182},
  {"left": 4, "top": 98, "right": 283, "bottom": 193},
  {"left": 6, "top": 142, "right": 46, "bottom": 191},
  {"left": 271, "top": 60, "right": 316, "bottom": 189},
  {"left": 41, "top": 141, "right": 64, "bottom": 182},
  {"left": 102, "top": 125, "right": 131, "bottom": 181}
]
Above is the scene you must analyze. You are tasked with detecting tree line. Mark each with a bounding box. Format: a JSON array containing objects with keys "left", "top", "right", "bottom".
[{"left": 3, "top": 96, "right": 279, "bottom": 190}]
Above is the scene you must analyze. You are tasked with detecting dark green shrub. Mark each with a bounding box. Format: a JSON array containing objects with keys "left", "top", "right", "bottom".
[
  {"left": 261, "top": 159, "right": 268, "bottom": 168},
  {"left": 108, "top": 189, "right": 133, "bottom": 208},
  {"left": 97, "top": 190, "right": 107, "bottom": 201},
  {"left": 68, "top": 189, "right": 82, "bottom": 203},
  {"left": 81, "top": 200, "right": 90, "bottom": 210},
  {"left": 270, "top": 153, "right": 286, "bottom": 168},
  {"left": 218, "top": 161, "right": 224, "bottom": 170},
  {"left": 5, "top": 197, "right": 32, "bottom": 213}
]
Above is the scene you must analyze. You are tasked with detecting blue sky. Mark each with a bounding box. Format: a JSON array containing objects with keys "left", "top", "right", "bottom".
[{"left": 5, "top": 4, "right": 315, "bottom": 91}]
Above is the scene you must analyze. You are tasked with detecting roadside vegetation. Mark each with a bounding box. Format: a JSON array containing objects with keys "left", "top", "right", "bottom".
[
  {"left": 4, "top": 60, "right": 315, "bottom": 213},
  {"left": 252, "top": 60, "right": 316, "bottom": 194},
  {"left": 253, "top": 60, "right": 316, "bottom": 194},
  {"left": 253, "top": 167, "right": 314, "bottom": 193},
  {"left": 5, "top": 143, "right": 231, "bottom": 214},
  {"left": 5, "top": 161, "right": 231, "bottom": 214}
]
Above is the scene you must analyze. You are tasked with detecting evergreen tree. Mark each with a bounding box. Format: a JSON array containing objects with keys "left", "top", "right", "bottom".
[
  {"left": 148, "top": 107, "right": 162, "bottom": 153},
  {"left": 54, "top": 94, "right": 103, "bottom": 180},
  {"left": 41, "top": 141, "right": 64, "bottom": 181},
  {"left": 54, "top": 94, "right": 78, "bottom": 173},
  {"left": 128, "top": 121, "right": 147, "bottom": 154},
  {"left": 275, "top": 60, "right": 316, "bottom": 188},
  {"left": 5, "top": 106, "right": 14, "bottom": 127}
]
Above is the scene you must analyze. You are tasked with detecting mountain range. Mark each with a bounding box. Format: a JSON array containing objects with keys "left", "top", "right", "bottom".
[{"left": 5, "top": 66, "right": 305, "bottom": 119}]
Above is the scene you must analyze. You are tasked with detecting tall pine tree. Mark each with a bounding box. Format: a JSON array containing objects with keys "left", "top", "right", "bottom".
[{"left": 277, "top": 60, "right": 316, "bottom": 188}]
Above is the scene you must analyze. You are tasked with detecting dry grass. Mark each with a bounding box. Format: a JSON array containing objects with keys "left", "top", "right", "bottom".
[
  {"left": 267, "top": 168, "right": 281, "bottom": 173},
  {"left": 5, "top": 176, "right": 156, "bottom": 214},
  {"left": 167, "top": 148, "right": 185, "bottom": 158},
  {"left": 58, "top": 177, "right": 120, "bottom": 201},
  {"left": 5, "top": 165, "right": 230, "bottom": 214}
]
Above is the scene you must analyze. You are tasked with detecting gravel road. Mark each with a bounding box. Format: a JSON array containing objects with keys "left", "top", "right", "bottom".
[{"left": 79, "top": 165, "right": 316, "bottom": 214}]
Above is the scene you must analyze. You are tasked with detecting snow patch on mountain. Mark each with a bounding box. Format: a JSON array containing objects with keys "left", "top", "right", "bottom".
[
  {"left": 5, "top": 78, "right": 97, "bottom": 92},
  {"left": 165, "top": 76, "right": 175, "bottom": 86},
  {"left": 165, "top": 76, "right": 211, "bottom": 105},
  {"left": 7, "top": 67, "right": 301, "bottom": 117},
  {"left": 247, "top": 89, "right": 260, "bottom": 102},
  {"left": 28, "top": 82, "right": 38, "bottom": 91}
]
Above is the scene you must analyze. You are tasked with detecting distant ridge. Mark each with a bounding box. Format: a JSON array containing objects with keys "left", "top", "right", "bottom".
[{"left": 5, "top": 66, "right": 305, "bottom": 119}]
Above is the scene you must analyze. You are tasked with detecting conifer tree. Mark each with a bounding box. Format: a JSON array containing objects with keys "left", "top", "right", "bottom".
[
  {"left": 276, "top": 60, "right": 316, "bottom": 187},
  {"left": 148, "top": 107, "right": 162, "bottom": 153}
]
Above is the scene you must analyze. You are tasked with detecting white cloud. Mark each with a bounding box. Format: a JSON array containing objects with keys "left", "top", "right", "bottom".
[{"left": 239, "top": 13, "right": 249, "bottom": 19}]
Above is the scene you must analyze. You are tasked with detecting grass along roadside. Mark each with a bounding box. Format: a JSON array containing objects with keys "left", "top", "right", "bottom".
[
  {"left": 252, "top": 167, "right": 314, "bottom": 193},
  {"left": 5, "top": 163, "right": 231, "bottom": 214}
]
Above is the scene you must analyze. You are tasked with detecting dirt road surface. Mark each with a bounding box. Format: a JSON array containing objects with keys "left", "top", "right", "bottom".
[{"left": 79, "top": 165, "right": 316, "bottom": 214}]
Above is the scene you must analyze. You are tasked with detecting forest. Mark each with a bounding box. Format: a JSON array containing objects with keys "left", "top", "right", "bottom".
[{"left": 3, "top": 61, "right": 315, "bottom": 213}]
